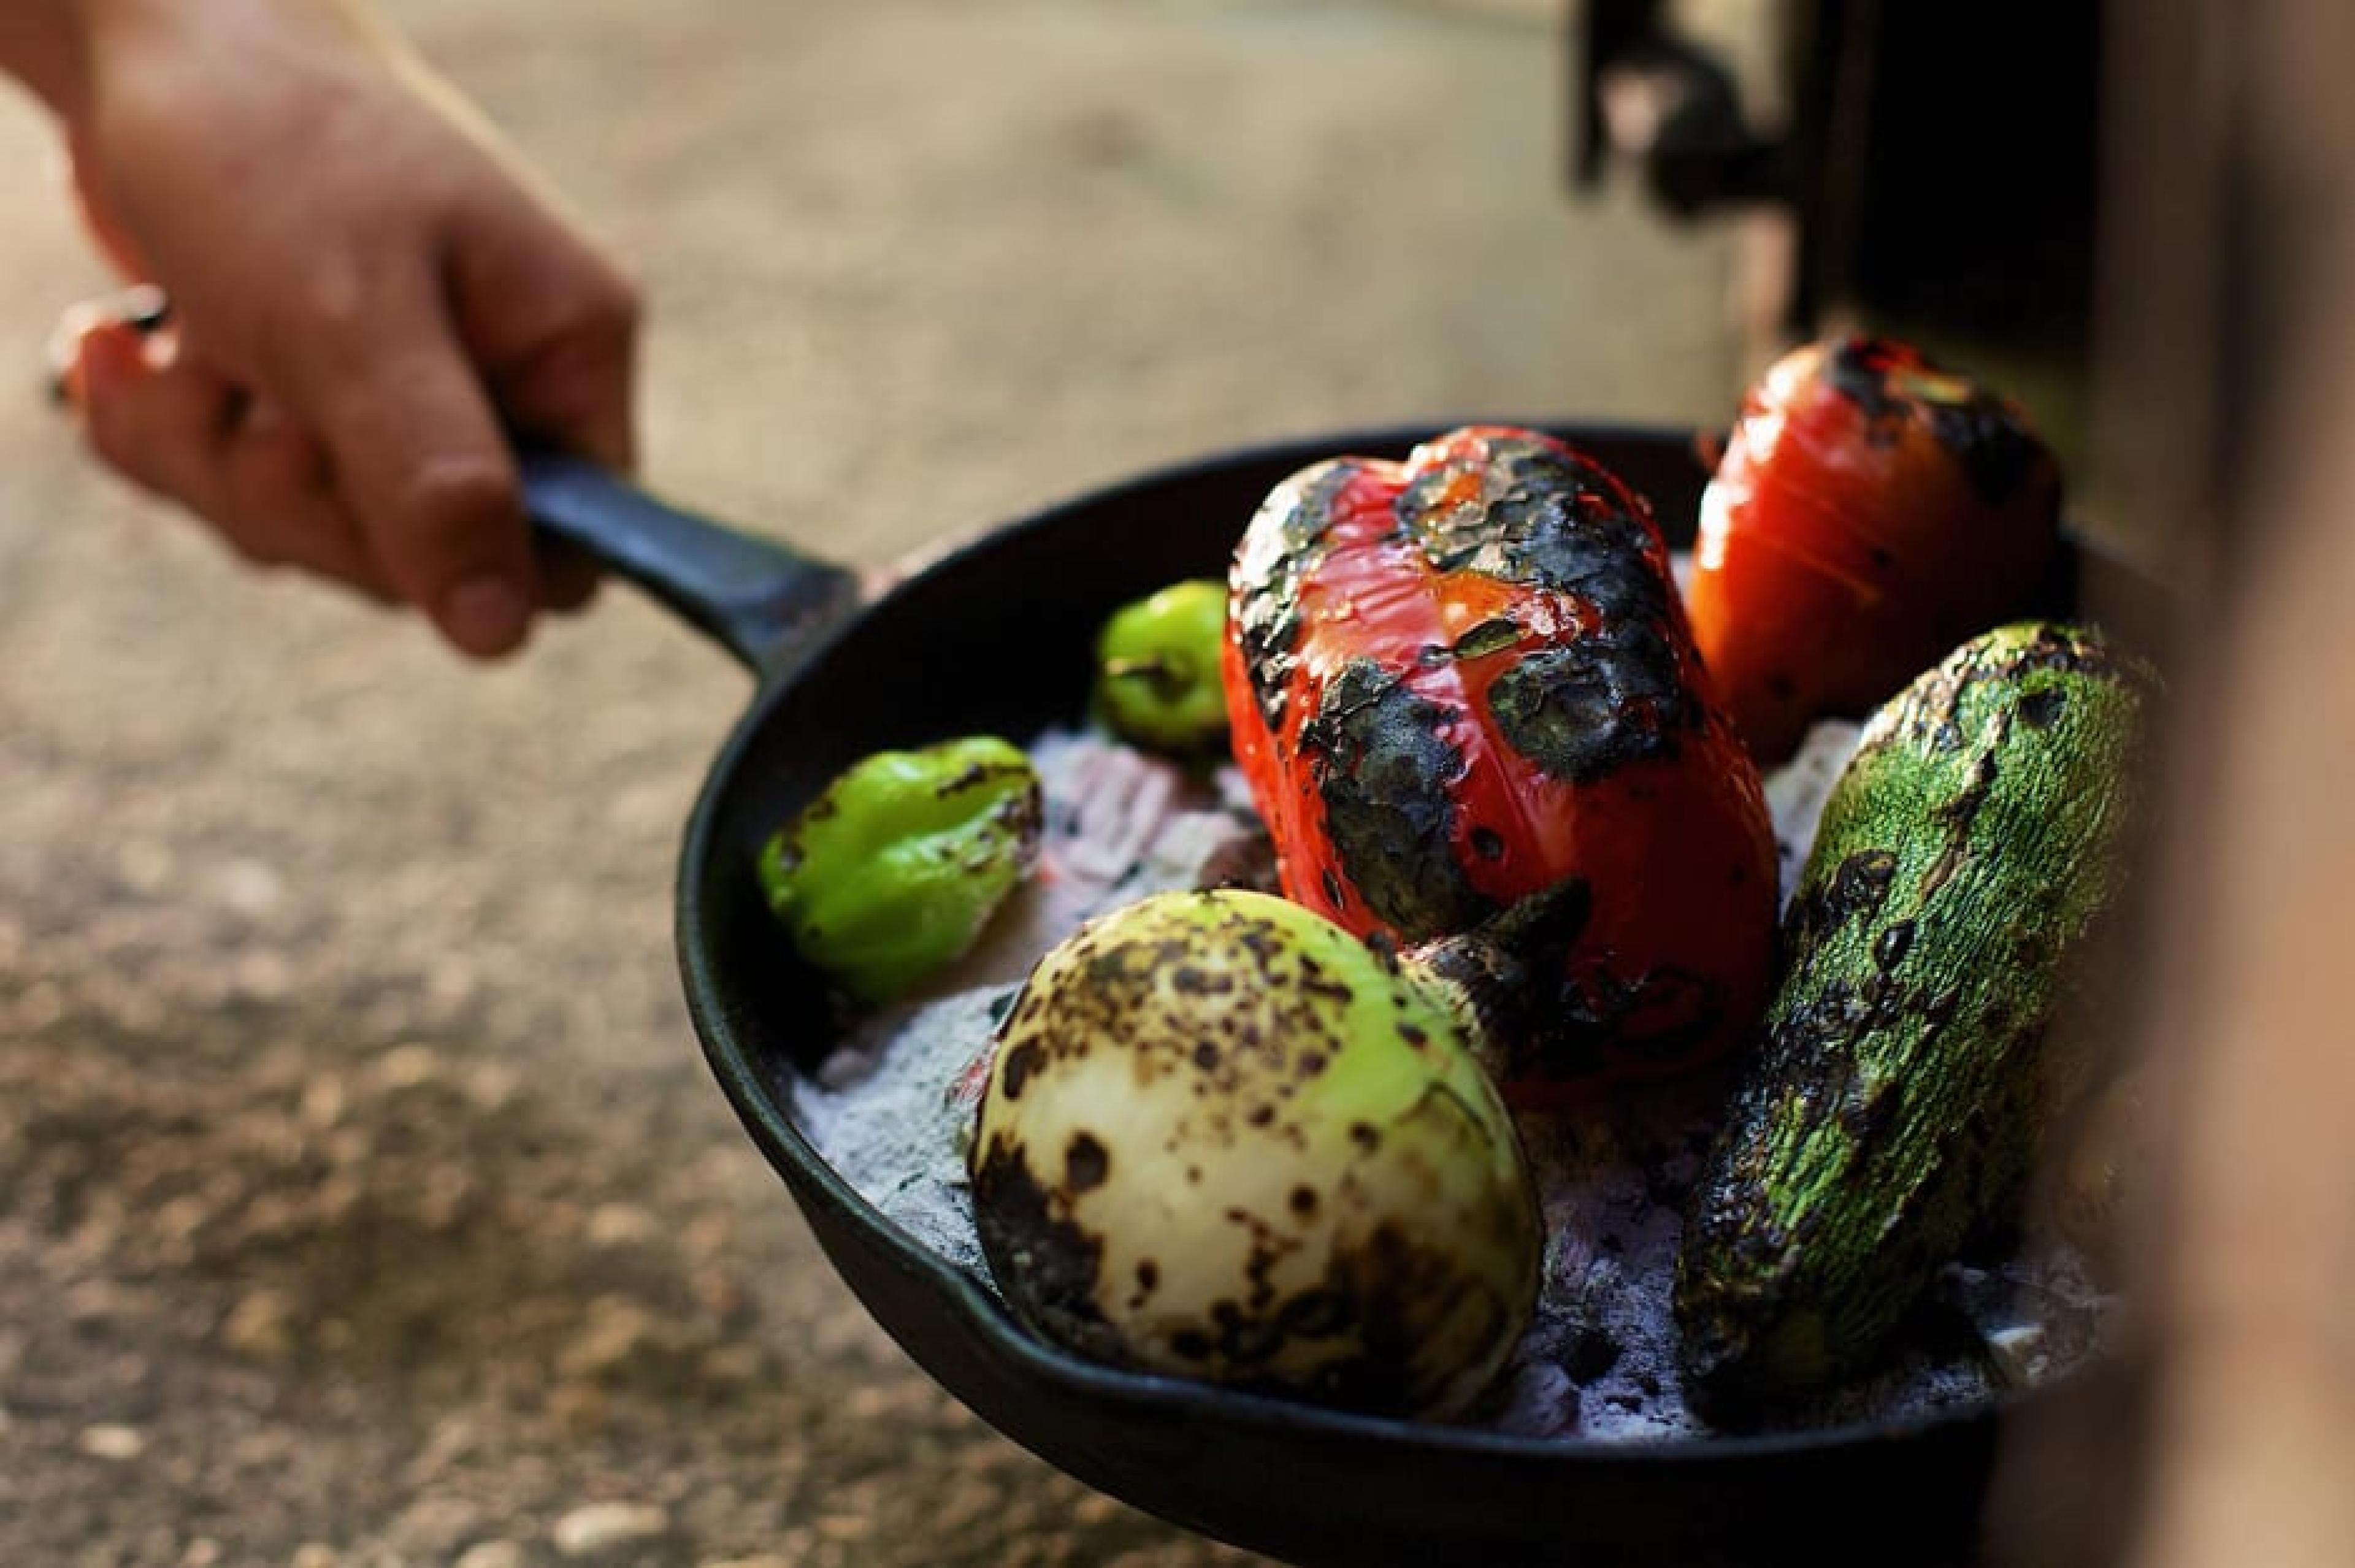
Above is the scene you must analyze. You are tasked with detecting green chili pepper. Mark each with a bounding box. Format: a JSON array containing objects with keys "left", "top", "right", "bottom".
[
  {"left": 757, "top": 736, "right": 1043, "bottom": 1006},
  {"left": 1093, "top": 579, "right": 1231, "bottom": 755}
]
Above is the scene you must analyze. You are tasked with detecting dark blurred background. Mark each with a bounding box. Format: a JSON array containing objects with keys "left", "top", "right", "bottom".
[{"left": 1574, "top": 1, "right": 2106, "bottom": 508}]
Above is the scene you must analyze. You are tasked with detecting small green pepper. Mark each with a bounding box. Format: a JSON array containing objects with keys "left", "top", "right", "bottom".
[
  {"left": 757, "top": 736, "right": 1043, "bottom": 1006},
  {"left": 1093, "top": 579, "right": 1231, "bottom": 755}
]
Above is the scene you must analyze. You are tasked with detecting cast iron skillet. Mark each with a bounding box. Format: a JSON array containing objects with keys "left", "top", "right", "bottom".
[{"left": 525, "top": 424, "right": 2151, "bottom": 1568}]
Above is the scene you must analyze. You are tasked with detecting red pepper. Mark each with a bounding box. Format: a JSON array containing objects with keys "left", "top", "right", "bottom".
[
  {"left": 1686, "top": 337, "right": 2064, "bottom": 765},
  {"left": 1222, "top": 426, "right": 1776, "bottom": 1104}
]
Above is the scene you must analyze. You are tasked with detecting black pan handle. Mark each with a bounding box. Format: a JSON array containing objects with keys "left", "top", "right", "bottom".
[
  {"left": 42, "top": 301, "right": 860, "bottom": 678},
  {"left": 522, "top": 452, "right": 861, "bottom": 678}
]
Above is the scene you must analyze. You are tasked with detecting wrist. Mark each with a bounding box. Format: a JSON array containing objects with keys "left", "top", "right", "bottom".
[{"left": 33, "top": 0, "right": 388, "bottom": 126}]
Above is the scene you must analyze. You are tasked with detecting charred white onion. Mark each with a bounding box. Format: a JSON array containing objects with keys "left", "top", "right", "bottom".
[{"left": 969, "top": 888, "right": 1540, "bottom": 1417}]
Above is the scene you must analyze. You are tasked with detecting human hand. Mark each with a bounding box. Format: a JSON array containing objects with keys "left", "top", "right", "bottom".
[{"left": 46, "top": 0, "right": 638, "bottom": 658}]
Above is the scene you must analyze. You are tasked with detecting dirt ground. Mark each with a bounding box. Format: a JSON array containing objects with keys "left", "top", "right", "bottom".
[{"left": 0, "top": 2, "right": 1747, "bottom": 1563}]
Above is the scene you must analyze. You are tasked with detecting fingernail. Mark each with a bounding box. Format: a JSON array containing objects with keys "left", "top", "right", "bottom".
[
  {"left": 58, "top": 322, "right": 137, "bottom": 411},
  {"left": 439, "top": 573, "right": 531, "bottom": 657},
  {"left": 115, "top": 285, "right": 170, "bottom": 335},
  {"left": 47, "top": 290, "right": 169, "bottom": 403},
  {"left": 81, "top": 321, "right": 140, "bottom": 378}
]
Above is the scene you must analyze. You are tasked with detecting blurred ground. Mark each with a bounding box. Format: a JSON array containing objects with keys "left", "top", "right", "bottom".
[{"left": 0, "top": 2, "right": 1745, "bottom": 1563}]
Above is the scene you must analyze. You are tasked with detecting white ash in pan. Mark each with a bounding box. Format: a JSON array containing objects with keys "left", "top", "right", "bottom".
[
  {"left": 1470, "top": 1078, "right": 2113, "bottom": 1442},
  {"left": 792, "top": 724, "right": 2120, "bottom": 1440},
  {"left": 1765, "top": 719, "right": 1861, "bottom": 910}
]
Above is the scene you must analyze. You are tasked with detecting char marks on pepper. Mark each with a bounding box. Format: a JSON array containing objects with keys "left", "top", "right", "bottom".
[
  {"left": 1222, "top": 426, "right": 1780, "bottom": 1098},
  {"left": 1407, "top": 440, "right": 1671, "bottom": 620},
  {"left": 1232, "top": 462, "right": 1359, "bottom": 736},
  {"left": 1824, "top": 337, "right": 2051, "bottom": 510},
  {"left": 1408, "top": 437, "right": 1701, "bottom": 784},
  {"left": 1489, "top": 627, "right": 1696, "bottom": 784},
  {"left": 1299, "top": 657, "right": 1493, "bottom": 939}
]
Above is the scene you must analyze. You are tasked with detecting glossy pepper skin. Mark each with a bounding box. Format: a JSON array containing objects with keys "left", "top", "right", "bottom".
[
  {"left": 1093, "top": 579, "right": 1231, "bottom": 756},
  {"left": 1686, "top": 337, "right": 2064, "bottom": 765},
  {"left": 1222, "top": 426, "right": 1777, "bottom": 1103},
  {"left": 757, "top": 736, "right": 1043, "bottom": 1007}
]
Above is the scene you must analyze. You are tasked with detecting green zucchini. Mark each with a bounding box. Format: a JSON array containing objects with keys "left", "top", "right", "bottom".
[{"left": 1674, "top": 621, "right": 2156, "bottom": 1409}]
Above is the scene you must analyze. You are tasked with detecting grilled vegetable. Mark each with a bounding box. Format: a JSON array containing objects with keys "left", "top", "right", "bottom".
[
  {"left": 970, "top": 887, "right": 1541, "bottom": 1418},
  {"left": 757, "top": 736, "right": 1043, "bottom": 1006},
  {"left": 1674, "top": 622, "right": 2154, "bottom": 1409},
  {"left": 1687, "top": 337, "right": 2064, "bottom": 765},
  {"left": 1223, "top": 424, "right": 1777, "bottom": 1101},
  {"left": 1093, "top": 579, "right": 1231, "bottom": 755}
]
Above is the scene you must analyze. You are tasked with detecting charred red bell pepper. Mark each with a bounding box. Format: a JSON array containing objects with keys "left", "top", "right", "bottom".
[
  {"left": 1221, "top": 426, "right": 1777, "bottom": 1104},
  {"left": 1686, "top": 336, "right": 2064, "bottom": 765}
]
